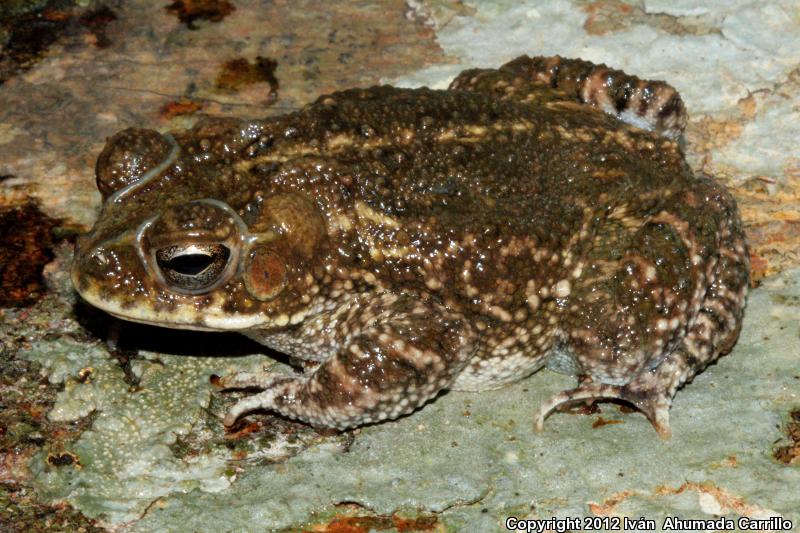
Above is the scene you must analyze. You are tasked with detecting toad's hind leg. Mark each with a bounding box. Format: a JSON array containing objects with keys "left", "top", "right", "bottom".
[
  {"left": 450, "top": 55, "right": 687, "bottom": 139},
  {"left": 215, "top": 294, "right": 476, "bottom": 430},
  {"left": 537, "top": 187, "right": 749, "bottom": 438}
]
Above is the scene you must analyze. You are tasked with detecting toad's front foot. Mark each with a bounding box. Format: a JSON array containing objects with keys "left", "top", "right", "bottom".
[
  {"left": 210, "top": 371, "right": 285, "bottom": 391},
  {"left": 220, "top": 376, "right": 302, "bottom": 428},
  {"left": 210, "top": 371, "right": 298, "bottom": 427},
  {"left": 213, "top": 294, "right": 476, "bottom": 430}
]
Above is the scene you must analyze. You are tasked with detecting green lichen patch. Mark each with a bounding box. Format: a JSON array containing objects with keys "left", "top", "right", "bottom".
[
  {"left": 0, "top": 484, "right": 105, "bottom": 533},
  {"left": 19, "top": 334, "right": 276, "bottom": 525},
  {"left": 0, "top": 293, "right": 103, "bottom": 530}
]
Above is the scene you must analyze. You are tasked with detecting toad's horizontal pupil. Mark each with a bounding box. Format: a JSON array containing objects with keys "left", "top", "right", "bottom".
[
  {"left": 154, "top": 244, "right": 231, "bottom": 292},
  {"left": 168, "top": 254, "right": 214, "bottom": 275}
]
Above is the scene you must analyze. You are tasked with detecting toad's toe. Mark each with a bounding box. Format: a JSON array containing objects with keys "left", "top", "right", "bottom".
[{"left": 535, "top": 382, "right": 672, "bottom": 439}]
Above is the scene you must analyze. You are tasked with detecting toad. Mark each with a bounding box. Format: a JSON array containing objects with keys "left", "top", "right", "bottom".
[{"left": 72, "top": 55, "right": 749, "bottom": 437}]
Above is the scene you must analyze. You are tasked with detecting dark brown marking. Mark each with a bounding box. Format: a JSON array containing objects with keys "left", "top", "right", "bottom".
[
  {"left": 165, "top": 0, "right": 235, "bottom": 29},
  {"left": 0, "top": 202, "right": 58, "bottom": 307}
]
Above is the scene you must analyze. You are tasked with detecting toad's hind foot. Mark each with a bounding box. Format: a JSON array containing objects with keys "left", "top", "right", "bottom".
[
  {"left": 535, "top": 382, "right": 672, "bottom": 439},
  {"left": 450, "top": 54, "right": 687, "bottom": 139}
]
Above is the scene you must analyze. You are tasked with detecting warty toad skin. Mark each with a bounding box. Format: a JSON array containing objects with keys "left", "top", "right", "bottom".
[{"left": 72, "top": 55, "right": 750, "bottom": 438}]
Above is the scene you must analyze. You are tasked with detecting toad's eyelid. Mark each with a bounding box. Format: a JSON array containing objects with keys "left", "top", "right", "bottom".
[
  {"left": 108, "top": 133, "right": 180, "bottom": 206},
  {"left": 134, "top": 217, "right": 156, "bottom": 275},
  {"left": 194, "top": 198, "right": 250, "bottom": 239}
]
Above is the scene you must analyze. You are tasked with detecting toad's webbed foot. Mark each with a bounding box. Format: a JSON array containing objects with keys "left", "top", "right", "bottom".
[{"left": 535, "top": 380, "right": 672, "bottom": 439}]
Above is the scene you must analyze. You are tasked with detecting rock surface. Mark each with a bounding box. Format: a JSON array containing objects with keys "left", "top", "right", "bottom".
[{"left": 1, "top": 1, "right": 798, "bottom": 530}]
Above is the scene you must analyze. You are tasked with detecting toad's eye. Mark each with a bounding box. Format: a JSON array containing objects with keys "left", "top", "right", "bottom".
[{"left": 155, "top": 244, "right": 231, "bottom": 293}]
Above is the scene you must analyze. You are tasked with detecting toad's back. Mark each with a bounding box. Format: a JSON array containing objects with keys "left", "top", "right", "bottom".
[
  {"left": 257, "top": 84, "right": 692, "bottom": 238},
  {"left": 241, "top": 84, "right": 718, "bottom": 325}
]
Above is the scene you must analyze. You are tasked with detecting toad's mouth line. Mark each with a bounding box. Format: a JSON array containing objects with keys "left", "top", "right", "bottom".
[
  {"left": 74, "top": 285, "right": 272, "bottom": 332},
  {"left": 103, "top": 309, "right": 222, "bottom": 332}
]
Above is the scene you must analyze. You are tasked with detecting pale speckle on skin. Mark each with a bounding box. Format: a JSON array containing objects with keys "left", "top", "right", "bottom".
[{"left": 554, "top": 279, "right": 571, "bottom": 298}]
